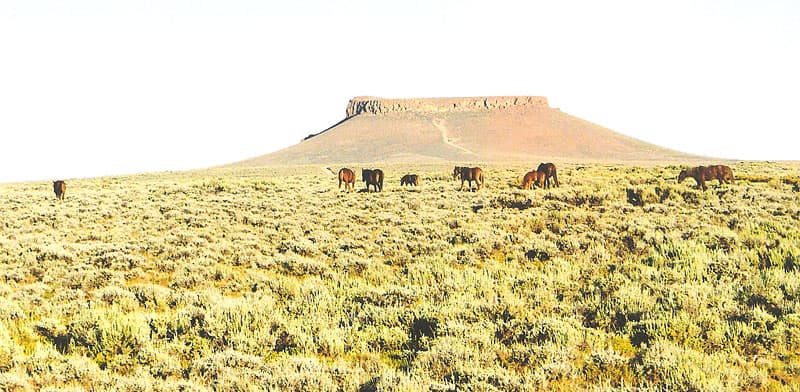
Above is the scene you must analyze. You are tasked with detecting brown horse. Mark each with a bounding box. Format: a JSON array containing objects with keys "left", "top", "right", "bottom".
[
  {"left": 678, "top": 165, "right": 735, "bottom": 191},
  {"left": 536, "top": 163, "right": 559, "bottom": 188},
  {"left": 521, "top": 170, "right": 546, "bottom": 190},
  {"left": 362, "top": 168, "right": 384, "bottom": 192},
  {"left": 53, "top": 180, "right": 66, "bottom": 200},
  {"left": 453, "top": 166, "right": 484, "bottom": 191},
  {"left": 400, "top": 174, "right": 419, "bottom": 186},
  {"left": 338, "top": 168, "right": 355, "bottom": 191}
]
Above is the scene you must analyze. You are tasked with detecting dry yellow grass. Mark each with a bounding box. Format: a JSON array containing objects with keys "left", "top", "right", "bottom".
[{"left": 0, "top": 161, "right": 798, "bottom": 390}]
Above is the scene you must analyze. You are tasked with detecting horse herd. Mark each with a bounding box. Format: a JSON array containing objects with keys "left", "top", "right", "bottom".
[
  {"left": 334, "top": 163, "right": 735, "bottom": 193},
  {"left": 335, "top": 163, "right": 562, "bottom": 193},
  {"left": 48, "top": 164, "right": 737, "bottom": 200},
  {"left": 337, "top": 166, "right": 492, "bottom": 193}
]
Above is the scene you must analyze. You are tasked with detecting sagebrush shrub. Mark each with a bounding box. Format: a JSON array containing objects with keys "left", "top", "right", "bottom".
[{"left": 0, "top": 162, "right": 798, "bottom": 390}]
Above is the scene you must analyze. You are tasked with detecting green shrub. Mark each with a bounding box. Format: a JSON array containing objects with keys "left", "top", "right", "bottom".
[
  {"left": 1, "top": 163, "right": 799, "bottom": 389},
  {"left": 635, "top": 340, "right": 740, "bottom": 390}
]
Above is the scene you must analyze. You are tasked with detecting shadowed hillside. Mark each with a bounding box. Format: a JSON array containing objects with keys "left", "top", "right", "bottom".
[{"left": 233, "top": 96, "right": 701, "bottom": 166}]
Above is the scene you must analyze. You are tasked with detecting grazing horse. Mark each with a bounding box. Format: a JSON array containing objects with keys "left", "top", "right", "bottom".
[
  {"left": 453, "top": 166, "right": 484, "bottom": 191},
  {"left": 53, "top": 180, "right": 66, "bottom": 200},
  {"left": 400, "top": 174, "right": 419, "bottom": 186},
  {"left": 362, "top": 168, "right": 384, "bottom": 192},
  {"left": 521, "top": 170, "right": 546, "bottom": 190},
  {"left": 536, "top": 163, "right": 559, "bottom": 188},
  {"left": 338, "top": 168, "right": 356, "bottom": 191},
  {"left": 678, "top": 165, "right": 735, "bottom": 191}
]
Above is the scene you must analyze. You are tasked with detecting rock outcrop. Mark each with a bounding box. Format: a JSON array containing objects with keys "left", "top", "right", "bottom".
[{"left": 345, "top": 96, "right": 550, "bottom": 117}]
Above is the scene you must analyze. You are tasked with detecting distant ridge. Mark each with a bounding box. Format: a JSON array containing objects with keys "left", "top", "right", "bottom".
[{"left": 233, "top": 96, "right": 702, "bottom": 166}]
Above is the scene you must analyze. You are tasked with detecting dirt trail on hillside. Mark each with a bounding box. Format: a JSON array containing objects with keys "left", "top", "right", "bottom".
[{"left": 432, "top": 118, "right": 476, "bottom": 156}]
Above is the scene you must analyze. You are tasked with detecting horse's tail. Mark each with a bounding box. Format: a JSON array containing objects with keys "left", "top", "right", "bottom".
[
  {"left": 479, "top": 172, "right": 484, "bottom": 189},
  {"left": 378, "top": 172, "right": 384, "bottom": 191}
]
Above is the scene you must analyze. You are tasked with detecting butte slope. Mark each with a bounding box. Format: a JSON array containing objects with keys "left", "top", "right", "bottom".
[{"left": 234, "top": 96, "right": 697, "bottom": 166}]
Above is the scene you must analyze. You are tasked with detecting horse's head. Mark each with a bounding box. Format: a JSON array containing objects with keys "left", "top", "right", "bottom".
[
  {"left": 677, "top": 169, "right": 688, "bottom": 183},
  {"left": 453, "top": 166, "right": 461, "bottom": 179}
]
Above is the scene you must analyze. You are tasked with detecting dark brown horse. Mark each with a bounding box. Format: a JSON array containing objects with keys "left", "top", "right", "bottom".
[
  {"left": 400, "top": 174, "right": 419, "bottom": 186},
  {"left": 453, "top": 166, "right": 484, "bottom": 191},
  {"left": 678, "top": 165, "right": 735, "bottom": 191},
  {"left": 338, "top": 168, "right": 355, "bottom": 191},
  {"left": 536, "top": 163, "right": 559, "bottom": 188},
  {"left": 521, "top": 170, "right": 546, "bottom": 190},
  {"left": 53, "top": 180, "right": 66, "bottom": 200},
  {"left": 362, "top": 168, "right": 384, "bottom": 192}
]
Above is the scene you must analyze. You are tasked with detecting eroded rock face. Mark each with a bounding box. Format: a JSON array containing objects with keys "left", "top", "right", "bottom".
[{"left": 345, "top": 96, "right": 550, "bottom": 117}]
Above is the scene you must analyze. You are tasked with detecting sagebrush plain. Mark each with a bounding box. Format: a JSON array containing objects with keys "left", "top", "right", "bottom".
[{"left": 0, "top": 162, "right": 799, "bottom": 391}]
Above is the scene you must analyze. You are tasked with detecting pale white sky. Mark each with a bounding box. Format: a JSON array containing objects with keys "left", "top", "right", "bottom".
[{"left": 1, "top": 0, "right": 798, "bottom": 183}]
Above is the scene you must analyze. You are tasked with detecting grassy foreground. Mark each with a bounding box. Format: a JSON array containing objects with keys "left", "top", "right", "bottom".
[{"left": 0, "top": 162, "right": 799, "bottom": 391}]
